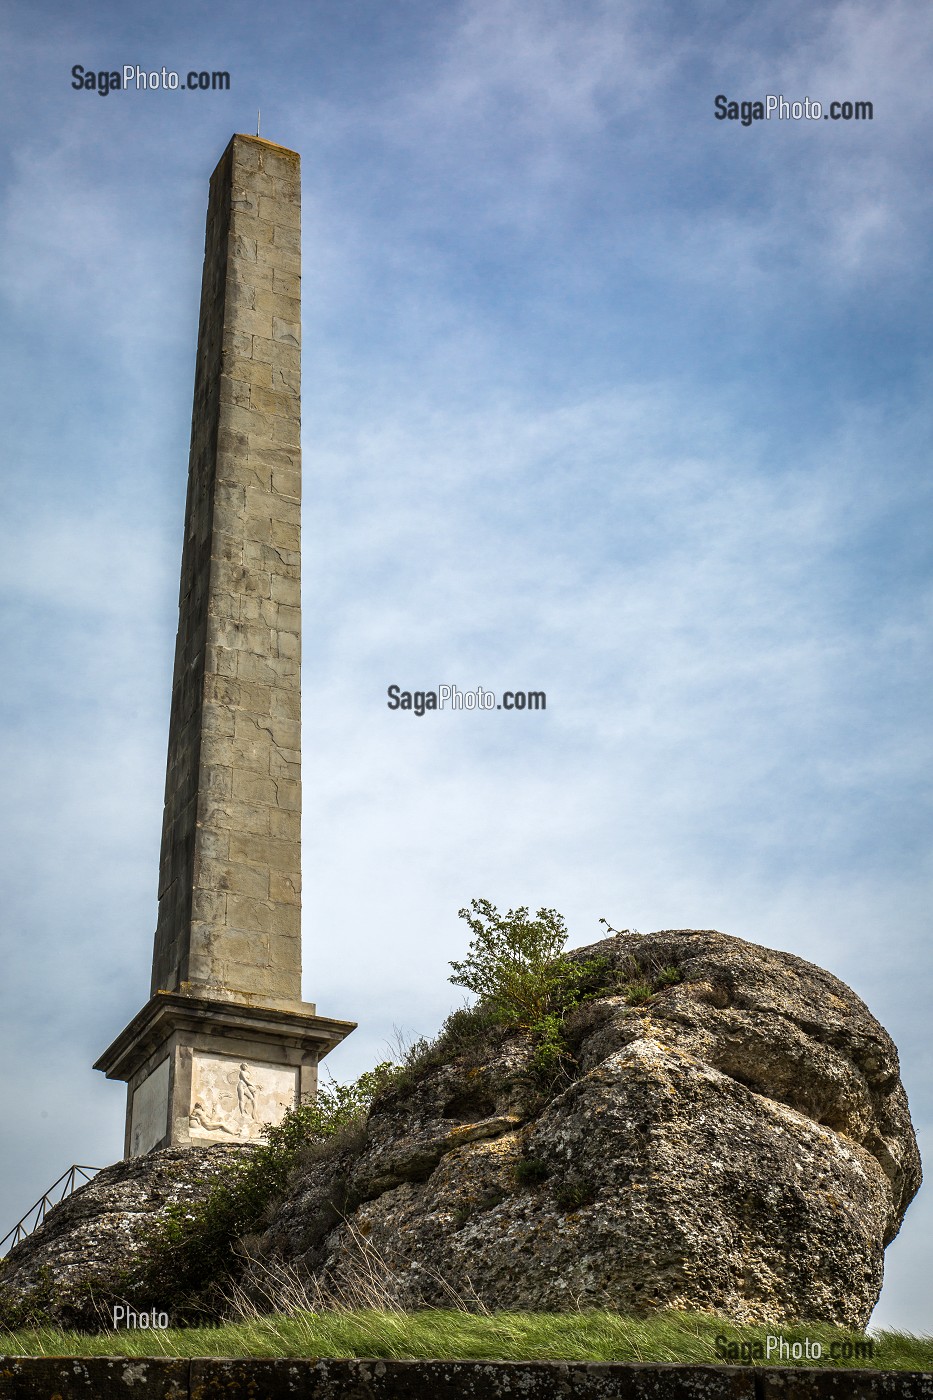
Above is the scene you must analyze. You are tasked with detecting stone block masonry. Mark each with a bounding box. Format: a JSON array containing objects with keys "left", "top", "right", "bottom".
[
  {"left": 0, "top": 1358, "right": 929, "bottom": 1398},
  {"left": 95, "top": 135, "right": 353, "bottom": 1156},
  {"left": 153, "top": 135, "right": 305, "bottom": 1007}
]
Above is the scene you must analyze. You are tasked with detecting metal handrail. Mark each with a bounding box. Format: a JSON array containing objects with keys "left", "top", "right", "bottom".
[{"left": 0, "top": 1165, "right": 103, "bottom": 1257}]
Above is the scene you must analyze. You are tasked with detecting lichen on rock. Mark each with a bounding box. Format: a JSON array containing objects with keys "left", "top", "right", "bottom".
[
  {"left": 244, "top": 929, "right": 921, "bottom": 1328},
  {"left": 0, "top": 1145, "right": 246, "bottom": 1329},
  {"left": 0, "top": 929, "right": 922, "bottom": 1332}
]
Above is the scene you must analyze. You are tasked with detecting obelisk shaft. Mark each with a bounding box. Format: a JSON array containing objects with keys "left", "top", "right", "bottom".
[
  {"left": 96, "top": 135, "right": 353, "bottom": 1157},
  {"left": 153, "top": 135, "right": 303, "bottom": 1007}
]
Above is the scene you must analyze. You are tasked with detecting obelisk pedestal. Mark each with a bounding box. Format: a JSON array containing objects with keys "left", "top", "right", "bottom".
[{"left": 95, "top": 135, "right": 354, "bottom": 1157}]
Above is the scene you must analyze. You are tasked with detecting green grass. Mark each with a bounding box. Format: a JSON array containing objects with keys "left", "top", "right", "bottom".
[{"left": 1, "top": 1310, "right": 931, "bottom": 1370}]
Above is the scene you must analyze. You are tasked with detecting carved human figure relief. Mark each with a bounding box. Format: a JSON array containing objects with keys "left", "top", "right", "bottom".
[
  {"left": 189, "top": 1100, "right": 240, "bottom": 1135},
  {"left": 188, "top": 1053, "right": 298, "bottom": 1143},
  {"left": 236, "top": 1063, "right": 259, "bottom": 1121}
]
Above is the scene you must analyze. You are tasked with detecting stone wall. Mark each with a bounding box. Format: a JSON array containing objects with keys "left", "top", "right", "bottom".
[{"left": 0, "top": 1357, "right": 929, "bottom": 1398}]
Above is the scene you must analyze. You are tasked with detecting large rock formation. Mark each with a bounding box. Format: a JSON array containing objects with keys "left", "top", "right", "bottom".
[
  {"left": 0, "top": 1146, "right": 246, "bottom": 1328},
  {"left": 0, "top": 930, "right": 921, "bottom": 1332},
  {"left": 246, "top": 929, "right": 921, "bottom": 1329}
]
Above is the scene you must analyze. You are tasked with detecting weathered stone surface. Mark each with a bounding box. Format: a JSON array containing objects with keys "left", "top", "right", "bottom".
[
  {"left": 0, "top": 1357, "right": 190, "bottom": 1399},
  {"left": 151, "top": 134, "right": 304, "bottom": 1007},
  {"left": 11, "top": 931, "right": 919, "bottom": 1334},
  {"left": 94, "top": 135, "right": 354, "bottom": 1157},
  {"left": 0, "top": 1147, "right": 245, "bottom": 1329},
  {"left": 249, "top": 930, "right": 920, "bottom": 1329},
  {"left": 0, "top": 1357, "right": 929, "bottom": 1399}
]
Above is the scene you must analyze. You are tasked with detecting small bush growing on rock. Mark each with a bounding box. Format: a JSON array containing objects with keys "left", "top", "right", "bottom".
[
  {"left": 449, "top": 899, "right": 573, "bottom": 1027},
  {"left": 386, "top": 907, "right": 683, "bottom": 1105},
  {"left": 653, "top": 965, "right": 682, "bottom": 989},
  {"left": 554, "top": 1174, "right": 597, "bottom": 1212},
  {"left": 513, "top": 1157, "right": 551, "bottom": 1187},
  {"left": 382, "top": 1001, "right": 506, "bottom": 1100},
  {"left": 303, "top": 1065, "right": 398, "bottom": 1140},
  {"left": 621, "top": 964, "right": 683, "bottom": 1005},
  {"left": 0, "top": 1265, "right": 58, "bottom": 1331},
  {"left": 448, "top": 899, "right": 609, "bottom": 1082},
  {"left": 126, "top": 1063, "right": 396, "bottom": 1320},
  {"left": 527, "top": 1010, "right": 569, "bottom": 1078}
]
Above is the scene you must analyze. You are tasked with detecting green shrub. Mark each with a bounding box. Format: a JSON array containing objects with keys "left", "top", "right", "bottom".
[
  {"left": 554, "top": 1174, "right": 596, "bottom": 1212},
  {"left": 652, "top": 965, "right": 682, "bottom": 989},
  {"left": 513, "top": 1157, "right": 550, "bottom": 1187},
  {"left": 620, "top": 963, "right": 682, "bottom": 1006},
  {"left": 449, "top": 899, "right": 573, "bottom": 1028},
  {"left": 447, "top": 899, "right": 609, "bottom": 1085},
  {"left": 528, "top": 1011, "right": 568, "bottom": 1078},
  {"left": 131, "top": 1063, "right": 396, "bottom": 1319}
]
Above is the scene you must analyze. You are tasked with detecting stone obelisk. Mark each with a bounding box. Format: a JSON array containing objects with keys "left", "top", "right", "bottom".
[{"left": 95, "top": 135, "right": 354, "bottom": 1157}]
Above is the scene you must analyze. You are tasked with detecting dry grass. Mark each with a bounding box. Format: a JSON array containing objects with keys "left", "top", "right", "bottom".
[{"left": 2, "top": 1228, "right": 929, "bottom": 1370}]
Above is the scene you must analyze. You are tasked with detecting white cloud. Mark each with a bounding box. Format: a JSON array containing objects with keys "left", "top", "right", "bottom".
[{"left": 0, "top": 0, "right": 929, "bottom": 1329}]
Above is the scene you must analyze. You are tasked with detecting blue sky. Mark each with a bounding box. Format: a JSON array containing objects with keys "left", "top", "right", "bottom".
[{"left": 0, "top": 0, "right": 930, "bottom": 1332}]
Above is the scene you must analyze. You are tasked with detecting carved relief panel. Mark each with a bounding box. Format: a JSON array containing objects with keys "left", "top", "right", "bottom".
[{"left": 188, "top": 1053, "right": 298, "bottom": 1143}]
